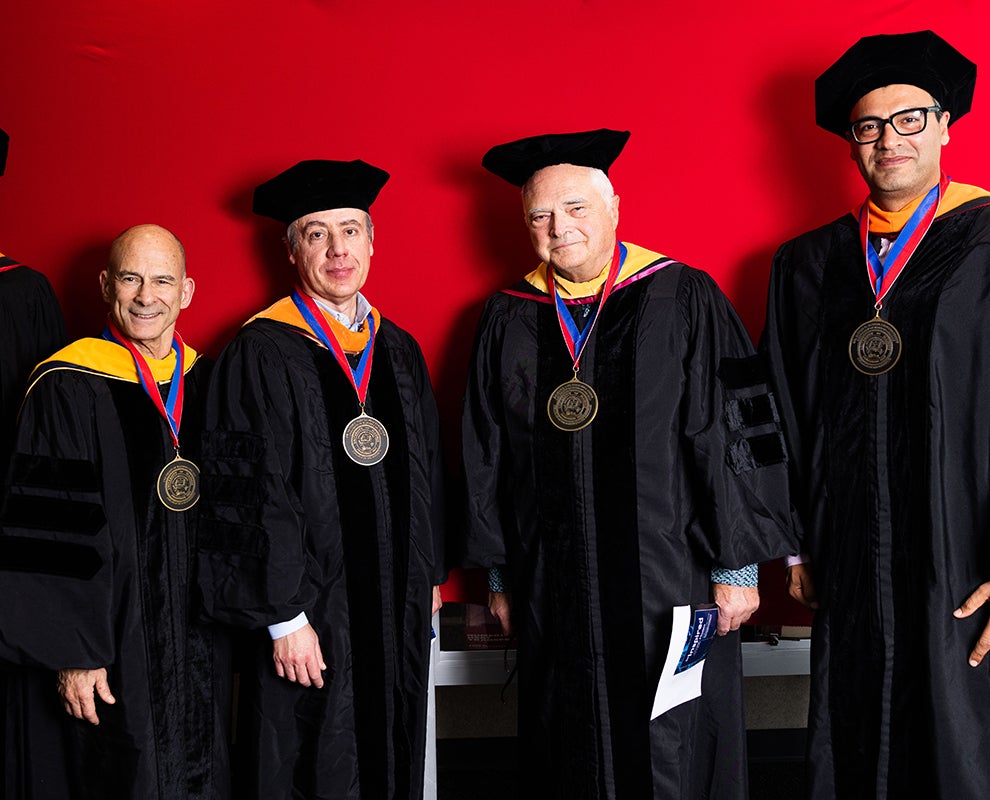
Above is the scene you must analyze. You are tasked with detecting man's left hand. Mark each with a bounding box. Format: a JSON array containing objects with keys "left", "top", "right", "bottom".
[
  {"left": 713, "top": 583, "right": 760, "bottom": 636},
  {"left": 953, "top": 581, "right": 990, "bottom": 666},
  {"left": 57, "top": 667, "right": 115, "bottom": 725},
  {"left": 432, "top": 585, "right": 442, "bottom": 616},
  {"left": 272, "top": 623, "right": 326, "bottom": 688}
]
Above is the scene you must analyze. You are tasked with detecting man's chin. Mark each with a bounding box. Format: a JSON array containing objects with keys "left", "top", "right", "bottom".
[
  {"left": 118, "top": 320, "right": 165, "bottom": 341},
  {"left": 549, "top": 250, "right": 587, "bottom": 271}
]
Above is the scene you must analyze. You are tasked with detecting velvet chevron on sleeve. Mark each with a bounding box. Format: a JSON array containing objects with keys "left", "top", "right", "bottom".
[
  {"left": 198, "top": 309, "right": 444, "bottom": 800},
  {"left": 461, "top": 243, "right": 797, "bottom": 799},
  {"left": 0, "top": 346, "right": 231, "bottom": 800}
]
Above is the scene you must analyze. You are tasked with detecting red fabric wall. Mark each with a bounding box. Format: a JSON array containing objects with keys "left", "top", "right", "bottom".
[{"left": 3, "top": 1, "right": 988, "bottom": 622}]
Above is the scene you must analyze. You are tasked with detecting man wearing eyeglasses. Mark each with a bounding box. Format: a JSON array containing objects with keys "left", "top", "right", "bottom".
[{"left": 761, "top": 31, "right": 990, "bottom": 798}]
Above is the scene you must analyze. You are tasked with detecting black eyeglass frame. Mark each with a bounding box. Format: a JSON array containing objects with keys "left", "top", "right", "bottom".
[{"left": 847, "top": 106, "right": 943, "bottom": 144}]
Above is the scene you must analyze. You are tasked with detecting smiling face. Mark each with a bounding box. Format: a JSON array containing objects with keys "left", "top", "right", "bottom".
[
  {"left": 848, "top": 83, "right": 950, "bottom": 211},
  {"left": 522, "top": 164, "right": 620, "bottom": 283},
  {"left": 100, "top": 225, "right": 194, "bottom": 360},
  {"left": 288, "top": 208, "right": 373, "bottom": 322}
]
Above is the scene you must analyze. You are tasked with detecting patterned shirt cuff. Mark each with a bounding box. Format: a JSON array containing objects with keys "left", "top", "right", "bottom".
[
  {"left": 488, "top": 565, "right": 506, "bottom": 593},
  {"left": 711, "top": 563, "right": 759, "bottom": 587}
]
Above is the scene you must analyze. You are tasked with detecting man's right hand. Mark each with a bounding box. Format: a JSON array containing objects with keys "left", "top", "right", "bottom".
[
  {"left": 786, "top": 563, "right": 819, "bottom": 610},
  {"left": 57, "top": 667, "right": 115, "bottom": 725},
  {"left": 273, "top": 622, "right": 327, "bottom": 688},
  {"left": 488, "top": 590, "right": 513, "bottom": 637}
]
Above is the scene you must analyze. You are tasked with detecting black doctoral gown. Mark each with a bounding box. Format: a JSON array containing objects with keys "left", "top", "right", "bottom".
[
  {"left": 0, "top": 257, "right": 66, "bottom": 800},
  {"left": 197, "top": 302, "right": 445, "bottom": 800},
  {"left": 0, "top": 341, "right": 231, "bottom": 800},
  {"left": 461, "top": 243, "right": 797, "bottom": 799},
  {"left": 761, "top": 193, "right": 990, "bottom": 799},
  {"left": 0, "top": 259, "right": 65, "bottom": 474}
]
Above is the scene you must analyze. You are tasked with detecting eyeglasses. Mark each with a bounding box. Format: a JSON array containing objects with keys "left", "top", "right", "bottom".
[{"left": 848, "top": 106, "right": 943, "bottom": 144}]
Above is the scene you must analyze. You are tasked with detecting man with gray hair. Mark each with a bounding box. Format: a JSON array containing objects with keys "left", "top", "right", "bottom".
[
  {"left": 198, "top": 159, "right": 445, "bottom": 799},
  {"left": 461, "top": 129, "right": 796, "bottom": 797}
]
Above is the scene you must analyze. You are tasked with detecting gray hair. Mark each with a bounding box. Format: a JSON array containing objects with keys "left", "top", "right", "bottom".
[
  {"left": 521, "top": 166, "right": 615, "bottom": 205},
  {"left": 285, "top": 212, "right": 374, "bottom": 252},
  {"left": 588, "top": 168, "right": 615, "bottom": 204}
]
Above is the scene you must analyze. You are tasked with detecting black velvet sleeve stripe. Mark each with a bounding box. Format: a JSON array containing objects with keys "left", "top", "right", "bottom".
[
  {"left": 717, "top": 355, "right": 767, "bottom": 390},
  {"left": 0, "top": 536, "right": 103, "bottom": 579},
  {"left": 1, "top": 495, "right": 106, "bottom": 535},
  {"left": 197, "top": 519, "right": 269, "bottom": 557},
  {"left": 724, "top": 394, "right": 780, "bottom": 432},
  {"left": 202, "top": 430, "right": 265, "bottom": 463},
  {"left": 748, "top": 432, "right": 787, "bottom": 466},
  {"left": 205, "top": 474, "right": 267, "bottom": 507},
  {"left": 726, "top": 432, "right": 787, "bottom": 474},
  {"left": 8, "top": 453, "right": 101, "bottom": 492}
]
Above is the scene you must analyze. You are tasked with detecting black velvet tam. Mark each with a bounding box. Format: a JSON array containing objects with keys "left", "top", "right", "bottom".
[
  {"left": 252, "top": 158, "right": 389, "bottom": 223},
  {"left": 482, "top": 128, "right": 630, "bottom": 186},
  {"left": 816, "top": 30, "right": 977, "bottom": 137}
]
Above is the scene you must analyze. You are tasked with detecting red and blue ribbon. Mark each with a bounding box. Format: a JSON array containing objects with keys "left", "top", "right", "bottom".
[
  {"left": 102, "top": 318, "right": 185, "bottom": 449},
  {"left": 547, "top": 239, "right": 626, "bottom": 371},
  {"left": 858, "top": 174, "right": 949, "bottom": 307},
  {"left": 291, "top": 288, "right": 376, "bottom": 405}
]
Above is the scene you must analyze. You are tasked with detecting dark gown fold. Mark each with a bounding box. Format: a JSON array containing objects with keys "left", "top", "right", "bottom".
[
  {"left": 198, "top": 314, "right": 445, "bottom": 800},
  {"left": 761, "top": 198, "right": 990, "bottom": 799},
  {"left": 462, "top": 245, "right": 797, "bottom": 799}
]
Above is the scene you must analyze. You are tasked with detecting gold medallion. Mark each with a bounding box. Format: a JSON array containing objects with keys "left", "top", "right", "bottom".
[
  {"left": 157, "top": 456, "right": 201, "bottom": 512},
  {"left": 849, "top": 317, "right": 902, "bottom": 376},
  {"left": 547, "top": 376, "right": 599, "bottom": 432},
  {"left": 343, "top": 414, "right": 389, "bottom": 466}
]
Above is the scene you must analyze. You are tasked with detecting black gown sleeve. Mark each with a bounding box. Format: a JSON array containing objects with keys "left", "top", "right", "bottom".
[
  {"left": 0, "top": 266, "right": 66, "bottom": 474},
  {"left": 407, "top": 336, "right": 447, "bottom": 586},
  {"left": 198, "top": 327, "right": 321, "bottom": 629},
  {"left": 758, "top": 236, "right": 825, "bottom": 555},
  {"left": 678, "top": 270, "right": 799, "bottom": 569},
  {"left": 0, "top": 372, "right": 114, "bottom": 670},
  {"left": 459, "top": 296, "right": 511, "bottom": 571}
]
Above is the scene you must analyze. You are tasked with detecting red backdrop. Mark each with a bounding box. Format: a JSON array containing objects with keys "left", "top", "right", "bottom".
[{"left": 3, "top": 1, "right": 988, "bottom": 623}]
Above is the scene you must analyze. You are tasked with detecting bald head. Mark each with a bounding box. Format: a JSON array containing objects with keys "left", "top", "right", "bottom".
[
  {"left": 100, "top": 224, "right": 195, "bottom": 359},
  {"left": 108, "top": 224, "right": 186, "bottom": 276}
]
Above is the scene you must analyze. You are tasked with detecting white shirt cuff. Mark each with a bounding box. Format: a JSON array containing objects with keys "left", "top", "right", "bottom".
[
  {"left": 268, "top": 611, "right": 309, "bottom": 640},
  {"left": 784, "top": 554, "right": 808, "bottom": 568}
]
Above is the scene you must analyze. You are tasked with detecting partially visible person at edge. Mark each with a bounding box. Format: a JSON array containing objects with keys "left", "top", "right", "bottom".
[
  {"left": 197, "top": 159, "right": 445, "bottom": 799},
  {"left": 0, "top": 124, "right": 69, "bottom": 800},
  {"left": 761, "top": 30, "right": 990, "bottom": 799},
  {"left": 460, "top": 128, "right": 797, "bottom": 798},
  {"left": 0, "top": 126, "right": 66, "bottom": 477},
  {"left": 0, "top": 223, "right": 231, "bottom": 798}
]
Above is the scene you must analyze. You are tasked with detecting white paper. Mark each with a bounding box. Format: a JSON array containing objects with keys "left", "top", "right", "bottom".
[{"left": 651, "top": 604, "right": 719, "bottom": 719}]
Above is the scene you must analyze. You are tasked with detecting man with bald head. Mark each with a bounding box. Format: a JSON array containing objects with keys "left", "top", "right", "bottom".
[
  {"left": 761, "top": 31, "right": 990, "bottom": 798},
  {"left": 0, "top": 224, "right": 231, "bottom": 798},
  {"left": 461, "top": 130, "right": 796, "bottom": 797}
]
